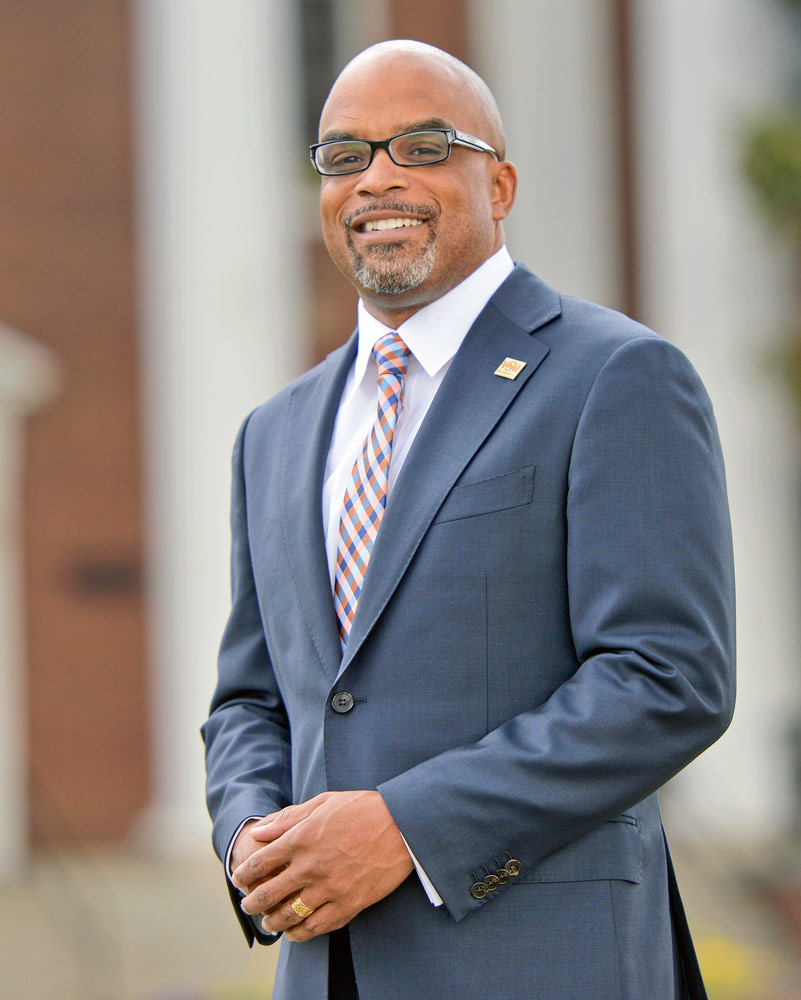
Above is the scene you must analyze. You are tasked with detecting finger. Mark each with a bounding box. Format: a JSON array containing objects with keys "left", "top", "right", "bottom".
[
  {"left": 240, "top": 869, "right": 297, "bottom": 916},
  {"left": 252, "top": 802, "right": 300, "bottom": 829},
  {"left": 250, "top": 793, "right": 333, "bottom": 842},
  {"left": 260, "top": 890, "right": 326, "bottom": 935},
  {"left": 249, "top": 817, "right": 292, "bottom": 845},
  {"left": 232, "top": 839, "right": 290, "bottom": 891},
  {"left": 282, "top": 902, "right": 349, "bottom": 943}
]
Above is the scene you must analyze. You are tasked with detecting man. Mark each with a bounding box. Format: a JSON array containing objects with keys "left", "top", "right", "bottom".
[{"left": 202, "top": 40, "right": 735, "bottom": 1000}]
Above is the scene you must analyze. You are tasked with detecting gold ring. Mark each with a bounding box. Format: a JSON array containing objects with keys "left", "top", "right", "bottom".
[{"left": 289, "top": 894, "right": 315, "bottom": 919}]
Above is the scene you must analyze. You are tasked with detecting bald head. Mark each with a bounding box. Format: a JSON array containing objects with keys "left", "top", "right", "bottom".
[{"left": 320, "top": 40, "right": 507, "bottom": 159}]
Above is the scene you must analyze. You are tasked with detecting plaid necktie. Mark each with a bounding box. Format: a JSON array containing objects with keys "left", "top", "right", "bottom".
[{"left": 334, "top": 332, "right": 411, "bottom": 648}]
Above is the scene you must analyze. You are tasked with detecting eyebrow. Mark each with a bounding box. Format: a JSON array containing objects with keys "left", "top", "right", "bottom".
[{"left": 319, "top": 118, "right": 453, "bottom": 143}]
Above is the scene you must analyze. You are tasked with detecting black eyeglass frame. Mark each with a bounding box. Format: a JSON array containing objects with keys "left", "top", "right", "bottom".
[{"left": 309, "top": 128, "right": 500, "bottom": 176}]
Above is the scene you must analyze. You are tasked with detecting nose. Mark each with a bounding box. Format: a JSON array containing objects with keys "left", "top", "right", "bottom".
[{"left": 354, "top": 148, "right": 409, "bottom": 196}]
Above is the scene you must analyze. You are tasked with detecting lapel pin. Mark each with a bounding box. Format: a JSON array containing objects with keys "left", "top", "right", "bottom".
[{"left": 494, "top": 357, "right": 527, "bottom": 380}]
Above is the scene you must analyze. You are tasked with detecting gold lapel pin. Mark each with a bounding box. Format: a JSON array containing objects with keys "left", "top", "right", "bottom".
[{"left": 494, "top": 357, "right": 527, "bottom": 380}]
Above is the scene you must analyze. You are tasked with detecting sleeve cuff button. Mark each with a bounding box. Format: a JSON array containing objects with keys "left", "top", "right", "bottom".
[{"left": 470, "top": 882, "right": 489, "bottom": 900}]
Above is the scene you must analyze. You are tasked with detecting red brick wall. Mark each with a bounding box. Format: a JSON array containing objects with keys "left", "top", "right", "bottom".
[
  {"left": 388, "top": 0, "right": 468, "bottom": 62},
  {"left": 0, "top": 0, "right": 148, "bottom": 844}
]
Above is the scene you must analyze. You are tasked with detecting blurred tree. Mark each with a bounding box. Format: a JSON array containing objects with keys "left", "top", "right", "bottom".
[
  {"left": 745, "top": 115, "right": 801, "bottom": 230},
  {"left": 743, "top": 0, "right": 801, "bottom": 419}
]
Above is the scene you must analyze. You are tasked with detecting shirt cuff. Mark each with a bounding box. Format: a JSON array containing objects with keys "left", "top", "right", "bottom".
[{"left": 400, "top": 833, "right": 443, "bottom": 906}]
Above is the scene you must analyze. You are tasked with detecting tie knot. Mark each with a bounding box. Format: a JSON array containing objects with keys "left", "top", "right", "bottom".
[{"left": 373, "top": 332, "right": 410, "bottom": 381}]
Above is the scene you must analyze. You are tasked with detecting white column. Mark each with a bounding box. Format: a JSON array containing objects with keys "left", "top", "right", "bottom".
[
  {"left": 632, "top": 0, "right": 799, "bottom": 839},
  {"left": 133, "top": 0, "right": 306, "bottom": 850},
  {"left": 467, "top": 0, "right": 624, "bottom": 309},
  {"left": 0, "top": 324, "right": 59, "bottom": 879}
]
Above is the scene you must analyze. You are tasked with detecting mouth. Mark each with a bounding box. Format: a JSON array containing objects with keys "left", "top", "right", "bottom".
[{"left": 344, "top": 204, "right": 434, "bottom": 238}]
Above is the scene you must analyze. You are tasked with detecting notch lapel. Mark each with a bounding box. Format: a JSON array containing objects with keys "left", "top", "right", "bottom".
[
  {"left": 339, "top": 265, "right": 561, "bottom": 672},
  {"left": 280, "top": 336, "right": 357, "bottom": 679}
]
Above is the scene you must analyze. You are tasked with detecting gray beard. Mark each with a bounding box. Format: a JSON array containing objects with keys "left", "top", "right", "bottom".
[{"left": 348, "top": 233, "right": 437, "bottom": 295}]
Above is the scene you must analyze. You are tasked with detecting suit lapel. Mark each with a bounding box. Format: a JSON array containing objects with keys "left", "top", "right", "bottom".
[
  {"left": 339, "top": 265, "right": 561, "bottom": 672},
  {"left": 280, "top": 335, "right": 357, "bottom": 679}
]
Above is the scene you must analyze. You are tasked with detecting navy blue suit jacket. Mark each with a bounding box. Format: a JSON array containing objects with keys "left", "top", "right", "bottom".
[{"left": 203, "top": 264, "right": 735, "bottom": 999}]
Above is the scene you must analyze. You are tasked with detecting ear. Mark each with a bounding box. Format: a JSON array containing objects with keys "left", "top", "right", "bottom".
[{"left": 490, "top": 160, "right": 518, "bottom": 221}]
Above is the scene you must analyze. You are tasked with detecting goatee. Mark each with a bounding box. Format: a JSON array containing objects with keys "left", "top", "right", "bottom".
[
  {"left": 350, "top": 236, "right": 437, "bottom": 294},
  {"left": 343, "top": 202, "right": 438, "bottom": 294}
]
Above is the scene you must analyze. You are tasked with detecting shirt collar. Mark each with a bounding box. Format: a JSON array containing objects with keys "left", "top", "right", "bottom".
[{"left": 354, "top": 246, "right": 514, "bottom": 382}]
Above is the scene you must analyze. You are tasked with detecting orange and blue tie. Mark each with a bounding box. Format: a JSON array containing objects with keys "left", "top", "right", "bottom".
[{"left": 334, "top": 332, "right": 411, "bottom": 648}]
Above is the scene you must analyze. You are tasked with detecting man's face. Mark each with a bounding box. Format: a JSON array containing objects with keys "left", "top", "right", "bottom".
[{"left": 317, "top": 54, "right": 513, "bottom": 324}]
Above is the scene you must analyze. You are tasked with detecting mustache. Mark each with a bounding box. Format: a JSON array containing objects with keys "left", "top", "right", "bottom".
[{"left": 342, "top": 201, "right": 439, "bottom": 229}]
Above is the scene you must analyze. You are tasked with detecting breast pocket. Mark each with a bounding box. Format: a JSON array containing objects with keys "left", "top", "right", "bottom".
[{"left": 432, "top": 465, "right": 536, "bottom": 525}]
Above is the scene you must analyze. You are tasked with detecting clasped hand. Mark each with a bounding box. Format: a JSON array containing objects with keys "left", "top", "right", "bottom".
[{"left": 231, "top": 789, "right": 414, "bottom": 942}]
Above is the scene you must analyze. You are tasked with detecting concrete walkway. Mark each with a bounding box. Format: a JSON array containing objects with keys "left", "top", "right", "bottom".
[
  {"left": 2, "top": 840, "right": 801, "bottom": 999},
  {"left": 0, "top": 848, "right": 279, "bottom": 1000}
]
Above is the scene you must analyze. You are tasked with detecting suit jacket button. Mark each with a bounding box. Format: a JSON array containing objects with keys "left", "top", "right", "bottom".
[
  {"left": 495, "top": 868, "right": 510, "bottom": 885},
  {"left": 505, "top": 859, "right": 522, "bottom": 877},
  {"left": 483, "top": 874, "right": 500, "bottom": 892},
  {"left": 470, "top": 882, "right": 489, "bottom": 900},
  {"left": 331, "top": 691, "right": 354, "bottom": 713}
]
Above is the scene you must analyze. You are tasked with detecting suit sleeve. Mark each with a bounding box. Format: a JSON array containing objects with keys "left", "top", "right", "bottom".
[
  {"left": 201, "top": 413, "right": 292, "bottom": 946},
  {"left": 377, "top": 335, "right": 735, "bottom": 922}
]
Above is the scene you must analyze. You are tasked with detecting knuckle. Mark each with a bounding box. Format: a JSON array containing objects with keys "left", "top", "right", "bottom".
[
  {"left": 245, "top": 855, "right": 264, "bottom": 879},
  {"left": 300, "top": 853, "right": 322, "bottom": 878},
  {"left": 250, "top": 885, "right": 274, "bottom": 911}
]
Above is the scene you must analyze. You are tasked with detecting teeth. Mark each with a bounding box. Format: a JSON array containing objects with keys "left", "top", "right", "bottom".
[{"left": 362, "top": 217, "right": 423, "bottom": 232}]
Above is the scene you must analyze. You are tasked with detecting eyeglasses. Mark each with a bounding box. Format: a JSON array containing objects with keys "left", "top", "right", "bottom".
[{"left": 309, "top": 128, "right": 500, "bottom": 176}]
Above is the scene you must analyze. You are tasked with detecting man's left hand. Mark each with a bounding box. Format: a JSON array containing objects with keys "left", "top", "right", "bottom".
[{"left": 231, "top": 790, "right": 414, "bottom": 941}]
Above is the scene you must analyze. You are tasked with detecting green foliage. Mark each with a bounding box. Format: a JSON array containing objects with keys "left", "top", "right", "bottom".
[
  {"left": 696, "top": 935, "right": 777, "bottom": 1000},
  {"left": 741, "top": 0, "right": 801, "bottom": 426},
  {"left": 696, "top": 933, "right": 765, "bottom": 999},
  {"left": 743, "top": 114, "right": 801, "bottom": 232},
  {"left": 766, "top": 326, "right": 801, "bottom": 413}
]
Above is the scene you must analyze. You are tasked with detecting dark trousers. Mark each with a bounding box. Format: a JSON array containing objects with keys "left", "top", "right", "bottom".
[{"left": 328, "top": 926, "right": 359, "bottom": 1000}]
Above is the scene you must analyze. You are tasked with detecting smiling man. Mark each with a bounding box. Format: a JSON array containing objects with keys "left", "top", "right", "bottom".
[{"left": 202, "top": 41, "right": 734, "bottom": 1000}]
